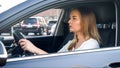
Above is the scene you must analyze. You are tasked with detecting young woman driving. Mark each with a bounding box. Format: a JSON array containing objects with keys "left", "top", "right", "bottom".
[{"left": 19, "top": 7, "right": 101, "bottom": 54}]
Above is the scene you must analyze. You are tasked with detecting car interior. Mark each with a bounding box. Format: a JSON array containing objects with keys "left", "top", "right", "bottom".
[
  {"left": 1, "top": 1, "right": 116, "bottom": 58},
  {"left": 54, "top": 1, "right": 116, "bottom": 52}
]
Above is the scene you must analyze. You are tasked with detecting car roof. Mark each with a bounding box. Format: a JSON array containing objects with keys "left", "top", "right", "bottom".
[{"left": 0, "top": 0, "right": 116, "bottom": 31}]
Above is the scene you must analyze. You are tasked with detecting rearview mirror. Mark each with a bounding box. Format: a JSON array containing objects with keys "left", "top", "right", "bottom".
[{"left": 0, "top": 41, "right": 7, "bottom": 67}]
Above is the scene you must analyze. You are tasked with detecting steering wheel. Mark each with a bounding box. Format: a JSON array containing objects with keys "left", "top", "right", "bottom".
[
  {"left": 11, "top": 30, "right": 24, "bottom": 56},
  {"left": 12, "top": 30, "right": 33, "bottom": 57},
  {"left": 13, "top": 30, "right": 25, "bottom": 44}
]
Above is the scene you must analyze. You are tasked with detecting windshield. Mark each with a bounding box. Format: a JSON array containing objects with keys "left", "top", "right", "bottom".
[
  {"left": 48, "top": 21, "right": 57, "bottom": 26},
  {"left": 24, "top": 18, "right": 37, "bottom": 24},
  {"left": 0, "top": 0, "right": 26, "bottom": 13}
]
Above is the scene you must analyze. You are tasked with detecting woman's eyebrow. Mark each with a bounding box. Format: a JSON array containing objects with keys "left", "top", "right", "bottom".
[
  {"left": 72, "top": 16, "right": 77, "bottom": 18},
  {"left": 69, "top": 15, "right": 77, "bottom": 18}
]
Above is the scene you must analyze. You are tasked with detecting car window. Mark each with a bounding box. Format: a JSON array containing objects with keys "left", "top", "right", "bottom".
[
  {"left": 0, "top": 9, "right": 61, "bottom": 38},
  {"left": 23, "top": 18, "right": 37, "bottom": 24},
  {"left": 48, "top": 21, "right": 57, "bottom": 26}
]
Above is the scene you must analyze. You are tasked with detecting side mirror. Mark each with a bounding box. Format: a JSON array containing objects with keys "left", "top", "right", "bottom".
[{"left": 0, "top": 41, "right": 7, "bottom": 67}]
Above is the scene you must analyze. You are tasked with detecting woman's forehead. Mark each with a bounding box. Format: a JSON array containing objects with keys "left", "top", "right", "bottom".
[{"left": 70, "top": 9, "right": 81, "bottom": 17}]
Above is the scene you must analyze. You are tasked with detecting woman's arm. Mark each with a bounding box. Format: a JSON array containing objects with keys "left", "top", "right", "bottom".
[{"left": 19, "top": 39, "right": 48, "bottom": 54}]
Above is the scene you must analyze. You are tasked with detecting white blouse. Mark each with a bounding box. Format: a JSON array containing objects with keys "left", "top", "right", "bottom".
[{"left": 58, "top": 38, "right": 99, "bottom": 52}]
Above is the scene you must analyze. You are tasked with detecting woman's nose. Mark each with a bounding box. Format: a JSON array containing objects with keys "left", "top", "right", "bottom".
[{"left": 68, "top": 19, "right": 71, "bottom": 24}]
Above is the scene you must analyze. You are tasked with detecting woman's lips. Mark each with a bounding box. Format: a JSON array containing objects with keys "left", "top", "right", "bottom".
[{"left": 69, "top": 25, "right": 72, "bottom": 28}]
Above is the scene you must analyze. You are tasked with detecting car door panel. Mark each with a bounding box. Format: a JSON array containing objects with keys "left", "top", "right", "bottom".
[{"left": 4, "top": 47, "right": 120, "bottom": 68}]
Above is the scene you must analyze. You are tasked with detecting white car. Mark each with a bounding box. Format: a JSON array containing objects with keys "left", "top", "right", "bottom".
[{"left": 50, "top": 23, "right": 56, "bottom": 35}]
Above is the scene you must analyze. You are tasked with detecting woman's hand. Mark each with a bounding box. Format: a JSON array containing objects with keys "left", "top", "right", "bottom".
[
  {"left": 19, "top": 39, "right": 48, "bottom": 54},
  {"left": 19, "top": 39, "right": 38, "bottom": 54}
]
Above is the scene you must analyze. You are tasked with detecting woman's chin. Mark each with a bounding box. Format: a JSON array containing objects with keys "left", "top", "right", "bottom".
[{"left": 69, "top": 29, "right": 74, "bottom": 32}]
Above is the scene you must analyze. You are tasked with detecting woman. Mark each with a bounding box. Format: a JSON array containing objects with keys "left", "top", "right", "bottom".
[{"left": 19, "top": 7, "right": 101, "bottom": 54}]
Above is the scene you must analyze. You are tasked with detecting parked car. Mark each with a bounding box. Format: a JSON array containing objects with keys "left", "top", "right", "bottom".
[
  {"left": 46, "top": 19, "right": 57, "bottom": 35},
  {"left": 14, "top": 17, "right": 47, "bottom": 35},
  {"left": 0, "top": 0, "right": 120, "bottom": 68}
]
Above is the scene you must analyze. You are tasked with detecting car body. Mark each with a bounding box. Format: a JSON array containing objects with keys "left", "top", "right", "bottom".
[
  {"left": 0, "top": 0, "right": 120, "bottom": 68},
  {"left": 50, "top": 23, "right": 57, "bottom": 35},
  {"left": 46, "top": 19, "right": 57, "bottom": 35},
  {"left": 13, "top": 17, "right": 47, "bottom": 35}
]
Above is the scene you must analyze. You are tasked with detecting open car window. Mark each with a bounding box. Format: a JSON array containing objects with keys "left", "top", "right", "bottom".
[
  {"left": 1, "top": 9, "right": 61, "bottom": 39},
  {"left": 5, "top": 8, "right": 62, "bottom": 58}
]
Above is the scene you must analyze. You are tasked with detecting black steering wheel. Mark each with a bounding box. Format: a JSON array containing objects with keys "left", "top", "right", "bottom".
[
  {"left": 12, "top": 30, "right": 33, "bottom": 57},
  {"left": 13, "top": 30, "right": 25, "bottom": 45},
  {"left": 11, "top": 30, "right": 24, "bottom": 56}
]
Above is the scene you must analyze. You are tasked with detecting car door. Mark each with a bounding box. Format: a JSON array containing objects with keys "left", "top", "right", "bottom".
[{"left": 1, "top": 0, "right": 120, "bottom": 68}]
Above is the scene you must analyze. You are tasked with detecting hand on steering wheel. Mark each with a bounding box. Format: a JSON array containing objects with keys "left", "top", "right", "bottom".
[{"left": 13, "top": 30, "right": 34, "bottom": 56}]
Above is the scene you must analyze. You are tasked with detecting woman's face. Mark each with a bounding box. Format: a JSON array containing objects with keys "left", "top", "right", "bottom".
[{"left": 68, "top": 9, "right": 82, "bottom": 33}]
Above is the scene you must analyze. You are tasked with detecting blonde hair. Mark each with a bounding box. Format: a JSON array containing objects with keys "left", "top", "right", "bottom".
[{"left": 68, "top": 8, "right": 101, "bottom": 51}]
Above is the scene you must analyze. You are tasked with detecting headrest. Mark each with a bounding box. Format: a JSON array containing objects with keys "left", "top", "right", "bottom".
[
  {"left": 92, "top": 3, "right": 115, "bottom": 24},
  {"left": 65, "top": 2, "right": 115, "bottom": 24}
]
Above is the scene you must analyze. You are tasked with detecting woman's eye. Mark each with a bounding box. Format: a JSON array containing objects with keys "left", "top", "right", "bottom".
[
  {"left": 69, "top": 17, "right": 77, "bottom": 20},
  {"left": 73, "top": 18, "right": 76, "bottom": 20}
]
